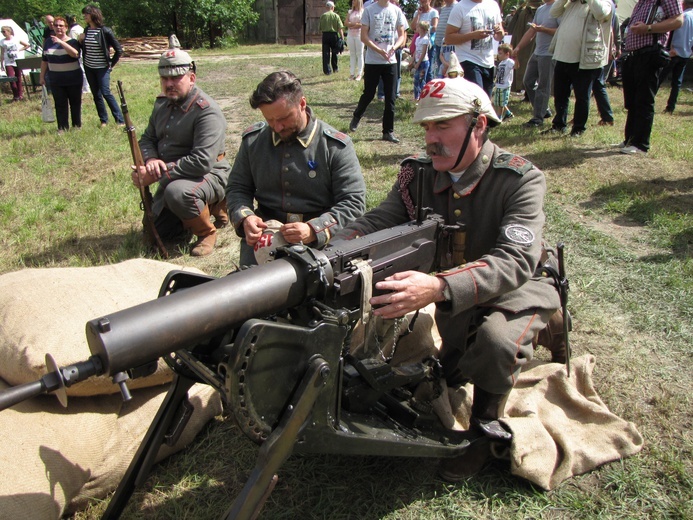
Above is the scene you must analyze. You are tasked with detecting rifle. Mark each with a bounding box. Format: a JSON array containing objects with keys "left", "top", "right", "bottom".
[{"left": 116, "top": 80, "right": 169, "bottom": 259}]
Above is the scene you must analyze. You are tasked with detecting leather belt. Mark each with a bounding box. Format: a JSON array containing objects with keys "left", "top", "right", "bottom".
[{"left": 257, "top": 206, "right": 323, "bottom": 224}]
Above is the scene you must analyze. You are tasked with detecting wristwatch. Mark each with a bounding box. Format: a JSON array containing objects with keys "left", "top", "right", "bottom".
[{"left": 647, "top": 24, "right": 653, "bottom": 32}]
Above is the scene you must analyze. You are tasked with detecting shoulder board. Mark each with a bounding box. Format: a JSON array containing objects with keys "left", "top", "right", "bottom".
[
  {"left": 242, "top": 121, "right": 266, "bottom": 138},
  {"left": 493, "top": 153, "right": 533, "bottom": 176},
  {"left": 400, "top": 153, "right": 432, "bottom": 166},
  {"left": 323, "top": 128, "right": 351, "bottom": 145},
  {"left": 196, "top": 98, "right": 210, "bottom": 110}
]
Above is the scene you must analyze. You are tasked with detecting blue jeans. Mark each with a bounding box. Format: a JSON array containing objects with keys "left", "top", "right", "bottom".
[
  {"left": 461, "top": 60, "right": 494, "bottom": 97},
  {"left": 659, "top": 55, "right": 688, "bottom": 112},
  {"left": 592, "top": 64, "right": 613, "bottom": 122},
  {"left": 413, "top": 61, "right": 430, "bottom": 100},
  {"left": 85, "top": 66, "right": 124, "bottom": 124},
  {"left": 426, "top": 45, "right": 437, "bottom": 83}
]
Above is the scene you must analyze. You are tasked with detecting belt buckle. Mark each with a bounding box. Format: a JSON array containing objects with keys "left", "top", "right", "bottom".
[{"left": 287, "top": 212, "right": 303, "bottom": 223}]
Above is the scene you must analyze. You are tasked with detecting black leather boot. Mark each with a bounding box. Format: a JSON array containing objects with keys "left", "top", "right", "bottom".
[{"left": 438, "top": 387, "right": 511, "bottom": 482}]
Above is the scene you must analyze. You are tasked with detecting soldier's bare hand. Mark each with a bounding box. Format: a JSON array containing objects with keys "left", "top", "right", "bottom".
[
  {"left": 130, "top": 165, "right": 156, "bottom": 188},
  {"left": 280, "top": 222, "right": 315, "bottom": 244},
  {"left": 145, "top": 159, "right": 167, "bottom": 179},
  {"left": 244, "top": 216, "right": 267, "bottom": 246},
  {"left": 370, "top": 271, "right": 447, "bottom": 319}
]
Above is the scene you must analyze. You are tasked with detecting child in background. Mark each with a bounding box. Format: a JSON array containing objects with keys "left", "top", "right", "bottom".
[
  {"left": 408, "top": 21, "right": 430, "bottom": 102},
  {"left": 493, "top": 43, "right": 515, "bottom": 121},
  {"left": 438, "top": 41, "right": 455, "bottom": 78}
]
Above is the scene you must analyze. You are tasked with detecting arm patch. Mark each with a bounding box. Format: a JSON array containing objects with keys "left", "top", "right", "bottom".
[
  {"left": 493, "top": 153, "right": 533, "bottom": 175},
  {"left": 242, "top": 121, "right": 266, "bottom": 138}
]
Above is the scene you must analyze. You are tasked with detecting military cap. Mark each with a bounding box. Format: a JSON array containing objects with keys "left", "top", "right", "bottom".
[
  {"left": 413, "top": 78, "right": 501, "bottom": 127},
  {"left": 158, "top": 48, "right": 195, "bottom": 77}
]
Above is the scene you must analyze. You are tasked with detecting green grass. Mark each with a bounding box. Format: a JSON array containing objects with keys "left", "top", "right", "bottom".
[{"left": 1, "top": 46, "right": 691, "bottom": 519}]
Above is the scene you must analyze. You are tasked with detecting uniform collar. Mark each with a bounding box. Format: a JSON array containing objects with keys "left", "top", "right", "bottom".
[
  {"left": 167, "top": 85, "right": 200, "bottom": 112},
  {"left": 433, "top": 140, "right": 495, "bottom": 196},
  {"left": 271, "top": 106, "right": 318, "bottom": 148}
]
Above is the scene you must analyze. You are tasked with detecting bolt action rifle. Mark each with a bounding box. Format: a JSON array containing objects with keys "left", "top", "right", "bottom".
[{"left": 116, "top": 81, "right": 168, "bottom": 258}]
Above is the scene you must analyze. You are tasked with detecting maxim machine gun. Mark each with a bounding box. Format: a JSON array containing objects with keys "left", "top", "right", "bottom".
[{"left": 0, "top": 206, "right": 537, "bottom": 519}]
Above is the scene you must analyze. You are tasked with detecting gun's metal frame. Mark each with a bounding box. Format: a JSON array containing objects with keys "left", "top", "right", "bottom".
[
  {"left": 103, "top": 221, "right": 487, "bottom": 520},
  {"left": 0, "top": 210, "right": 571, "bottom": 519}
]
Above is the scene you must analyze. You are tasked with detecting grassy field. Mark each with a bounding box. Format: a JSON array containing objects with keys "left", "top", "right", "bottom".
[{"left": 1, "top": 45, "right": 691, "bottom": 519}]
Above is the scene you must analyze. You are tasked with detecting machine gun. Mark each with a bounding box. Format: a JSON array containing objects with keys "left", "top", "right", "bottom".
[{"left": 0, "top": 212, "right": 490, "bottom": 520}]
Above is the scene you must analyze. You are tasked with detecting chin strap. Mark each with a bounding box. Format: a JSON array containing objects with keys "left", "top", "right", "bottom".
[{"left": 451, "top": 99, "right": 482, "bottom": 172}]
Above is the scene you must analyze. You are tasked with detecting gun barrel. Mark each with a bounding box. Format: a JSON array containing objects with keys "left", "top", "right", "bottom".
[{"left": 86, "top": 250, "right": 333, "bottom": 375}]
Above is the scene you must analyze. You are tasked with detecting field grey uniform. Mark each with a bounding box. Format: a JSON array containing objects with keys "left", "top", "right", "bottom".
[
  {"left": 139, "top": 85, "right": 230, "bottom": 237},
  {"left": 335, "top": 140, "right": 560, "bottom": 395},
  {"left": 227, "top": 107, "right": 366, "bottom": 265}
]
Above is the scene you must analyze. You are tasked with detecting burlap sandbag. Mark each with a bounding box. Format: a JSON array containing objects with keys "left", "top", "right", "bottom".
[
  {"left": 0, "top": 377, "right": 223, "bottom": 520},
  {"left": 362, "top": 311, "right": 644, "bottom": 490},
  {"left": 502, "top": 355, "right": 644, "bottom": 489},
  {"left": 0, "top": 259, "right": 204, "bottom": 396}
]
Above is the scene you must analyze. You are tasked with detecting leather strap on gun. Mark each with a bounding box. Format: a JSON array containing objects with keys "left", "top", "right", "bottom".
[{"left": 116, "top": 80, "right": 169, "bottom": 258}]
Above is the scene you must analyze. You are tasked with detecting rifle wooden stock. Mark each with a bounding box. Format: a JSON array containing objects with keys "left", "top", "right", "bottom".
[{"left": 117, "top": 81, "right": 168, "bottom": 258}]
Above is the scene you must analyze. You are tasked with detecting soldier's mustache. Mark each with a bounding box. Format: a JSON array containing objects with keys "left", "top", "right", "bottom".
[{"left": 426, "top": 143, "right": 451, "bottom": 157}]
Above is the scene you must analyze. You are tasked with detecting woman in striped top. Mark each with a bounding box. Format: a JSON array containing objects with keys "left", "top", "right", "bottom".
[
  {"left": 79, "top": 4, "right": 124, "bottom": 127},
  {"left": 40, "top": 16, "right": 82, "bottom": 132}
]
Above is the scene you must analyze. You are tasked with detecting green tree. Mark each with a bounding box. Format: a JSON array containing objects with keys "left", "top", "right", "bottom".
[{"left": 108, "top": 0, "right": 259, "bottom": 47}]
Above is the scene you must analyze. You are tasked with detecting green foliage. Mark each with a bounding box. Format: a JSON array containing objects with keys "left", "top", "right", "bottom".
[
  {"left": 0, "top": 0, "right": 85, "bottom": 26},
  {"left": 0, "top": 0, "right": 259, "bottom": 48},
  {"left": 107, "top": 0, "right": 259, "bottom": 47}
]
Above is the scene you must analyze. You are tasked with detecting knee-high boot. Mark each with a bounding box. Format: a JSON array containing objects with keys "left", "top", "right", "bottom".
[
  {"left": 182, "top": 206, "right": 217, "bottom": 257},
  {"left": 209, "top": 197, "right": 229, "bottom": 229}
]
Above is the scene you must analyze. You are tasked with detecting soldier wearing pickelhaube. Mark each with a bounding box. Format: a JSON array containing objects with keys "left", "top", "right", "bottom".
[
  {"left": 132, "top": 48, "right": 231, "bottom": 256},
  {"left": 334, "top": 78, "right": 562, "bottom": 480}
]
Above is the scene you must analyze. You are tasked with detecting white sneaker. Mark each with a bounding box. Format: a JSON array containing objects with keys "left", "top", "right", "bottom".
[
  {"left": 612, "top": 141, "right": 627, "bottom": 148},
  {"left": 620, "top": 145, "right": 646, "bottom": 155}
]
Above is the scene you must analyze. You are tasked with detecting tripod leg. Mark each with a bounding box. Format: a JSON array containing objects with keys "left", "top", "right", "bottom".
[
  {"left": 222, "top": 356, "right": 330, "bottom": 520},
  {"left": 102, "top": 374, "right": 197, "bottom": 520}
]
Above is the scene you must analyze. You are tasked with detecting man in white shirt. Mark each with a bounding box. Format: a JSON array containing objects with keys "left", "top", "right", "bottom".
[
  {"left": 444, "top": 0, "right": 505, "bottom": 96},
  {"left": 349, "top": 0, "right": 407, "bottom": 143}
]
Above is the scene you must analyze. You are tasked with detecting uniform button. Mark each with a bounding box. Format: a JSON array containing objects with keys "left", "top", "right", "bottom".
[
  {"left": 286, "top": 202, "right": 292, "bottom": 208},
  {"left": 482, "top": 155, "right": 489, "bottom": 164},
  {"left": 284, "top": 181, "right": 290, "bottom": 186},
  {"left": 454, "top": 209, "right": 462, "bottom": 217},
  {"left": 283, "top": 167, "right": 289, "bottom": 172},
  {"left": 286, "top": 192, "right": 291, "bottom": 197},
  {"left": 453, "top": 192, "right": 461, "bottom": 199},
  {"left": 284, "top": 153, "right": 290, "bottom": 158}
]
